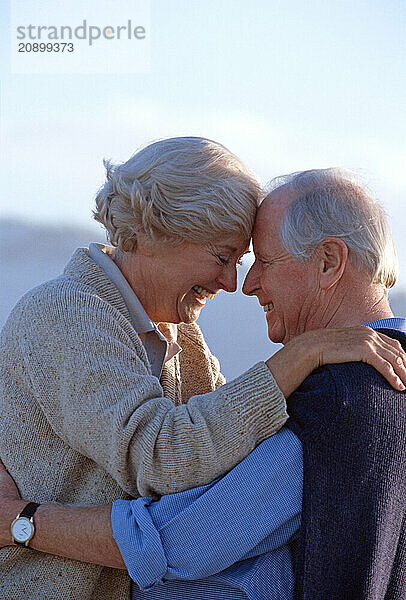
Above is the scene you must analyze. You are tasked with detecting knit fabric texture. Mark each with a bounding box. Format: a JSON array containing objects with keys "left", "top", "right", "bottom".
[
  {"left": 287, "top": 328, "right": 406, "bottom": 599},
  {"left": 0, "top": 247, "right": 287, "bottom": 600}
]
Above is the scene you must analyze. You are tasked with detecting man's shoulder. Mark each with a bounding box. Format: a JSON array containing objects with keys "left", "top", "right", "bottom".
[
  {"left": 322, "top": 327, "right": 406, "bottom": 392},
  {"left": 295, "top": 326, "right": 406, "bottom": 396},
  {"left": 290, "top": 358, "right": 403, "bottom": 411},
  {"left": 287, "top": 329, "right": 406, "bottom": 439}
]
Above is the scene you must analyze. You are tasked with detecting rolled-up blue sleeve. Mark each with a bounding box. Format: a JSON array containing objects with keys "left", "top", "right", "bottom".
[{"left": 112, "top": 427, "right": 302, "bottom": 591}]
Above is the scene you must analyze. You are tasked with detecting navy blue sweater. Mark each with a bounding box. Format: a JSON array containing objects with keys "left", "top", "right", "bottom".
[{"left": 287, "top": 329, "right": 406, "bottom": 600}]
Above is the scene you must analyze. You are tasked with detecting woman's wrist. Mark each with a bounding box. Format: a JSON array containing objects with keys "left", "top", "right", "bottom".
[
  {"left": 0, "top": 499, "right": 28, "bottom": 547},
  {"left": 265, "top": 333, "right": 318, "bottom": 398}
]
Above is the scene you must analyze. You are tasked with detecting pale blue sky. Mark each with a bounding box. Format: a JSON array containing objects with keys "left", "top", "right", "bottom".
[{"left": 1, "top": 0, "right": 405, "bottom": 288}]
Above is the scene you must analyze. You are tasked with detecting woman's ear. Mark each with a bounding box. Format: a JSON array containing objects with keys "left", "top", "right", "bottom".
[
  {"left": 317, "top": 237, "right": 349, "bottom": 290},
  {"left": 134, "top": 229, "right": 155, "bottom": 256}
]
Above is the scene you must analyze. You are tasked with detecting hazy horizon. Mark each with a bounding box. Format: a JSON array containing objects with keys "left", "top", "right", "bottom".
[{"left": 1, "top": 218, "right": 404, "bottom": 380}]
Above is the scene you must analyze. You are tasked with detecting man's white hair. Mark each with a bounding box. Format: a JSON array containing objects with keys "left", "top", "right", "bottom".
[
  {"left": 268, "top": 168, "right": 398, "bottom": 289},
  {"left": 94, "top": 136, "right": 262, "bottom": 252}
]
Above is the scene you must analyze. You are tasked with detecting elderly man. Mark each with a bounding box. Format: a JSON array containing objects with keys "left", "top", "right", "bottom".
[
  {"left": 1, "top": 168, "right": 405, "bottom": 599},
  {"left": 242, "top": 169, "right": 406, "bottom": 598}
]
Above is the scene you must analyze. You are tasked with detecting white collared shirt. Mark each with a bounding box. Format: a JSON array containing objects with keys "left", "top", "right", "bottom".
[{"left": 88, "top": 243, "right": 182, "bottom": 378}]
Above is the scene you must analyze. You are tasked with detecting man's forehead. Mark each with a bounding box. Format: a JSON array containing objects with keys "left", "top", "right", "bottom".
[
  {"left": 251, "top": 187, "right": 295, "bottom": 253},
  {"left": 254, "top": 188, "right": 292, "bottom": 231},
  {"left": 262, "top": 185, "right": 295, "bottom": 214}
]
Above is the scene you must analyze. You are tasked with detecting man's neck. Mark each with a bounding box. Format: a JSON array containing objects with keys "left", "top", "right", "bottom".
[
  {"left": 322, "top": 293, "right": 393, "bottom": 329},
  {"left": 309, "top": 276, "right": 394, "bottom": 330},
  {"left": 333, "top": 309, "right": 394, "bottom": 329}
]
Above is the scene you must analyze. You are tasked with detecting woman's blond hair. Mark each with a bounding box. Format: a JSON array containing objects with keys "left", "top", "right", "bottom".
[{"left": 94, "top": 137, "right": 262, "bottom": 252}]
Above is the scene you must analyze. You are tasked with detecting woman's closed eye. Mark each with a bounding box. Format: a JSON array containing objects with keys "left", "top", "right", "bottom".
[{"left": 217, "top": 255, "right": 243, "bottom": 267}]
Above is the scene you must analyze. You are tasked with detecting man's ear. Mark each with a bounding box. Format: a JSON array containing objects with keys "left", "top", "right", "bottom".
[{"left": 317, "top": 237, "right": 349, "bottom": 290}]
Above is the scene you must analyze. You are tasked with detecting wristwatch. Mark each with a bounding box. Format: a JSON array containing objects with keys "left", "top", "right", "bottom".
[{"left": 10, "top": 502, "right": 40, "bottom": 547}]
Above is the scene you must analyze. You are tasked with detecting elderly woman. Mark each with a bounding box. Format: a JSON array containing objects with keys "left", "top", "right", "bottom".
[{"left": 0, "top": 138, "right": 405, "bottom": 600}]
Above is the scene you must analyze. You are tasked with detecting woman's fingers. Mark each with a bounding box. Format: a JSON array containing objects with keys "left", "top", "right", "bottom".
[
  {"left": 314, "top": 326, "right": 406, "bottom": 390},
  {"left": 365, "top": 353, "right": 405, "bottom": 390},
  {"left": 378, "top": 336, "right": 406, "bottom": 378},
  {"left": 360, "top": 329, "right": 406, "bottom": 390}
]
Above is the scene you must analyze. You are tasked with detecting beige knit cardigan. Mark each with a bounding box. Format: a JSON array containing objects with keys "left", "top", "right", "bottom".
[{"left": 0, "top": 248, "right": 288, "bottom": 600}]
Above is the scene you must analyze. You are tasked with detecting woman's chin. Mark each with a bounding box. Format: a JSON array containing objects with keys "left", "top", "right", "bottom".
[
  {"left": 179, "top": 307, "right": 203, "bottom": 324},
  {"left": 177, "top": 293, "right": 207, "bottom": 323}
]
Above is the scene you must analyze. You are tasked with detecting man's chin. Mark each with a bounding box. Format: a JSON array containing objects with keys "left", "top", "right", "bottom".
[{"left": 267, "top": 322, "right": 285, "bottom": 345}]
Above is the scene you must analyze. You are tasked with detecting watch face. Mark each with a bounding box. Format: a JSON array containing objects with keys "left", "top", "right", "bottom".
[{"left": 11, "top": 517, "right": 34, "bottom": 543}]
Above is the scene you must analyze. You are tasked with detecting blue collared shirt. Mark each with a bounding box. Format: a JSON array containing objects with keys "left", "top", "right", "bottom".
[
  {"left": 113, "top": 427, "right": 302, "bottom": 600},
  {"left": 112, "top": 317, "right": 406, "bottom": 600}
]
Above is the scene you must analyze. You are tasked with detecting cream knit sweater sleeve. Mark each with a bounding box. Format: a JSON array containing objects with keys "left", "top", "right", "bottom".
[{"left": 14, "top": 280, "right": 288, "bottom": 498}]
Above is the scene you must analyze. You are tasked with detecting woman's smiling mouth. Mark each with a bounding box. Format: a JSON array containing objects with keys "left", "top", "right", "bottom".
[{"left": 192, "top": 285, "right": 216, "bottom": 300}]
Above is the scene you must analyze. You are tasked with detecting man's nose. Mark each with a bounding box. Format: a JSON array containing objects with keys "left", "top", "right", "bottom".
[{"left": 242, "top": 263, "right": 258, "bottom": 296}]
